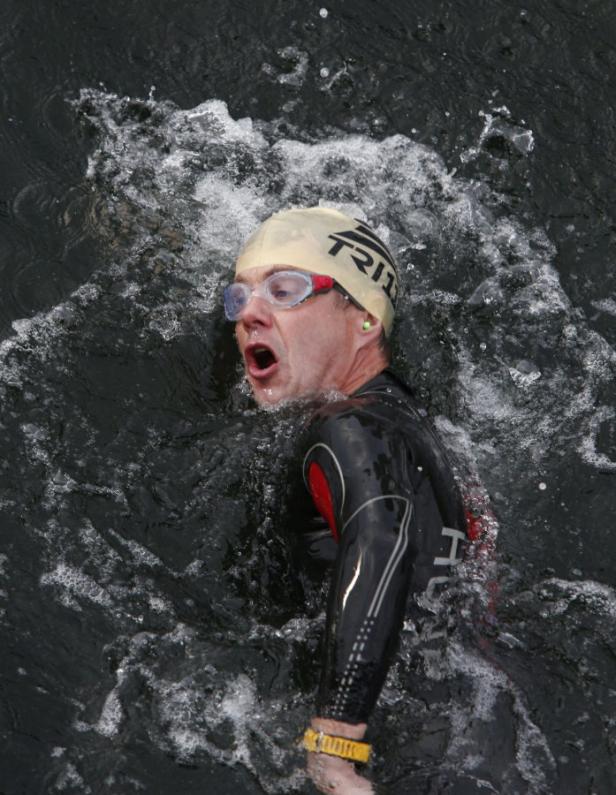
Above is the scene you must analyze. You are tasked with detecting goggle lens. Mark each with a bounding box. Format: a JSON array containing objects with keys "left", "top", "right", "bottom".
[
  {"left": 223, "top": 283, "right": 251, "bottom": 320},
  {"left": 223, "top": 271, "right": 333, "bottom": 321}
]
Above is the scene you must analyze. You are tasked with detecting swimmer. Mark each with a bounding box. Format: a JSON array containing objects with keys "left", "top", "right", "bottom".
[{"left": 226, "top": 207, "right": 467, "bottom": 794}]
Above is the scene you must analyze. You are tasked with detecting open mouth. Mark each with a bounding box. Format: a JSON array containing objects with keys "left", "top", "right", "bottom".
[{"left": 245, "top": 343, "right": 279, "bottom": 379}]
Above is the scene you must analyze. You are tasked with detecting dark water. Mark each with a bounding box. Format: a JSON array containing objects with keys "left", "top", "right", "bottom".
[{"left": 1, "top": 1, "right": 615, "bottom": 793}]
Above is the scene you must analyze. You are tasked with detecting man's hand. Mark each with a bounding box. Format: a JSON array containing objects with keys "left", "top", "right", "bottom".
[
  {"left": 307, "top": 752, "right": 374, "bottom": 794},
  {"left": 306, "top": 717, "right": 374, "bottom": 794}
]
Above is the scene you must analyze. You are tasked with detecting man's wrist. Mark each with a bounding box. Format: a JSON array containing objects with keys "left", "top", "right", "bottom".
[{"left": 310, "top": 716, "right": 368, "bottom": 741}]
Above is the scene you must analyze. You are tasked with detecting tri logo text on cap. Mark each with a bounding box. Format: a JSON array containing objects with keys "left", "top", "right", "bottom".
[{"left": 327, "top": 221, "right": 399, "bottom": 306}]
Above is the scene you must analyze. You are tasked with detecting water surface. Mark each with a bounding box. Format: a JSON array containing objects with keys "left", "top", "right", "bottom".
[{"left": 1, "top": 1, "right": 615, "bottom": 793}]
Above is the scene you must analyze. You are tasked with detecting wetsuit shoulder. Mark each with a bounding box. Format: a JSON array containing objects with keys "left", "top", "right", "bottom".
[
  {"left": 303, "top": 371, "right": 465, "bottom": 535},
  {"left": 303, "top": 392, "right": 414, "bottom": 538}
]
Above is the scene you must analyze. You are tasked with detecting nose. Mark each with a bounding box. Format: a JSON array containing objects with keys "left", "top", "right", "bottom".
[{"left": 237, "top": 293, "right": 274, "bottom": 330}]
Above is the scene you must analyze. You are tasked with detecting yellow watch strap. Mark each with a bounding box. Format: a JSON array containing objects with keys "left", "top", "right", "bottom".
[{"left": 302, "top": 727, "right": 371, "bottom": 764}]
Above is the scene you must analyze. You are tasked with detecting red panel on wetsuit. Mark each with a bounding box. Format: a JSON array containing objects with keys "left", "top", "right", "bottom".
[{"left": 308, "top": 461, "right": 339, "bottom": 542}]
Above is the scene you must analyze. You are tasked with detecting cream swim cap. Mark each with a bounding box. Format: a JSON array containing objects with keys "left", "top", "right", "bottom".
[{"left": 235, "top": 207, "right": 399, "bottom": 335}]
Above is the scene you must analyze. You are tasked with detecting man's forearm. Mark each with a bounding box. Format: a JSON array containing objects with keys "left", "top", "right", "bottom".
[{"left": 316, "top": 495, "right": 415, "bottom": 723}]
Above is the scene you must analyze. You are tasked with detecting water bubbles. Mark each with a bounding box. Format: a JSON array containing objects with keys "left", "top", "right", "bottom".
[
  {"left": 319, "top": 7, "right": 328, "bottom": 18},
  {"left": 468, "top": 277, "right": 504, "bottom": 308},
  {"left": 40, "top": 562, "right": 114, "bottom": 610},
  {"left": 95, "top": 689, "right": 123, "bottom": 738},
  {"left": 320, "top": 67, "right": 330, "bottom": 78},
  {"left": 538, "top": 482, "right": 547, "bottom": 490},
  {"left": 591, "top": 296, "right": 616, "bottom": 316},
  {"left": 578, "top": 405, "right": 616, "bottom": 472},
  {"left": 261, "top": 46, "right": 309, "bottom": 88},
  {"left": 508, "top": 359, "right": 542, "bottom": 388},
  {"left": 461, "top": 107, "right": 535, "bottom": 163}
]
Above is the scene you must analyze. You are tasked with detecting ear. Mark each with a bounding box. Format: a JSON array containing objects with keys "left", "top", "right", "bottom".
[{"left": 357, "top": 313, "right": 382, "bottom": 346}]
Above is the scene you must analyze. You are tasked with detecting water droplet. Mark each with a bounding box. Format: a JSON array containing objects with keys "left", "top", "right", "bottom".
[
  {"left": 479, "top": 342, "right": 487, "bottom": 351},
  {"left": 538, "top": 482, "right": 547, "bottom": 491},
  {"left": 319, "top": 7, "right": 328, "bottom": 18},
  {"left": 320, "top": 67, "right": 330, "bottom": 78}
]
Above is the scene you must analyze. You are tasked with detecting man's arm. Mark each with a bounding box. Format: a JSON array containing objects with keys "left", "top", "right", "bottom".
[
  {"left": 302, "top": 409, "right": 420, "bottom": 793},
  {"left": 316, "top": 490, "right": 416, "bottom": 723},
  {"left": 303, "top": 409, "right": 418, "bottom": 726}
]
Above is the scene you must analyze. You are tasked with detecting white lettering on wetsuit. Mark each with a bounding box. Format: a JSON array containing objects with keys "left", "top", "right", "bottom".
[{"left": 425, "top": 525, "right": 466, "bottom": 600}]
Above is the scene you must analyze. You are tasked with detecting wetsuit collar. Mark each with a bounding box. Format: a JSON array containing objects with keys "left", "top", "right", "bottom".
[{"left": 351, "top": 367, "right": 409, "bottom": 398}]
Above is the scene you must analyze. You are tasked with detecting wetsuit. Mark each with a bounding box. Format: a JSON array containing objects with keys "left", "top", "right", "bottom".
[{"left": 300, "top": 369, "right": 467, "bottom": 725}]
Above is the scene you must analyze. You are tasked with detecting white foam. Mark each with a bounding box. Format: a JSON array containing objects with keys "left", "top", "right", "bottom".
[
  {"left": 53, "top": 762, "right": 91, "bottom": 793},
  {"left": 461, "top": 108, "right": 535, "bottom": 163},
  {"left": 578, "top": 404, "right": 616, "bottom": 471},
  {"left": 20, "top": 423, "right": 52, "bottom": 466},
  {"left": 95, "top": 688, "right": 123, "bottom": 738},
  {"left": 69, "top": 91, "right": 615, "bottom": 485},
  {"left": 459, "top": 366, "right": 517, "bottom": 423},
  {"left": 40, "top": 562, "right": 113, "bottom": 609},
  {"left": 539, "top": 578, "right": 616, "bottom": 619},
  {"left": 508, "top": 360, "right": 541, "bottom": 388},
  {"left": 591, "top": 296, "right": 616, "bottom": 315},
  {"left": 148, "top": 594, "right": 174, "bottom": 614},
  {"left": 193, "top": 173, "right": 270, "bottom": 263},
  {"left": 261, "top": 47, "right": 309, "bottom": 88}
]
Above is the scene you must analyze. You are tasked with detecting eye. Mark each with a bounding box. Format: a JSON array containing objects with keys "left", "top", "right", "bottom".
[
  {"left": 223, "top": 282, "right": 252, "bottom": 321},
  {"left": 232, "top": 285, "right": 248, "bottom": 304},
  {"left": 268, "top": 274, "right": 304, "bottom": 302}
]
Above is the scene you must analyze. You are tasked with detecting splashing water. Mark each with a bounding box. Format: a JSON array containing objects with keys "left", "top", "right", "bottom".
[{"left": 2, "top": 88, "right": 614, "bottom": 792}]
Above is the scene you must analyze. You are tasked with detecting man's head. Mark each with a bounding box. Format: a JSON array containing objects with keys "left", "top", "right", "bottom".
[{"left": 227, "top": 207, "right": 399, "bottom": 406}]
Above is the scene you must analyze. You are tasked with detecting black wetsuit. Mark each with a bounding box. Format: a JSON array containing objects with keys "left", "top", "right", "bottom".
[{"left": 299, "top": 369, "right": 467, "bottom": 725}]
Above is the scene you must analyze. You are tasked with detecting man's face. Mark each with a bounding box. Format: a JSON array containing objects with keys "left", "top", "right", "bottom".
[{"left": 234, "top": 266, "right": 362, "bottom": 406}]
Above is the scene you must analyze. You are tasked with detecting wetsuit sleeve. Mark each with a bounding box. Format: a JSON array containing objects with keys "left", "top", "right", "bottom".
[{"left": 303, "top": 411, "right": 419, "bottom": 725}]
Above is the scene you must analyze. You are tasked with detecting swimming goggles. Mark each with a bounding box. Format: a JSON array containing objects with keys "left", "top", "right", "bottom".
[{"left": 223, "top": 269, "right": 336, "bottom": 321}]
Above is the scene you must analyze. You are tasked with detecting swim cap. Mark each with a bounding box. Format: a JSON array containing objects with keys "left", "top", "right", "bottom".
[{"left": 235, "top": 207, "right": 399, "bottom": 335}]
